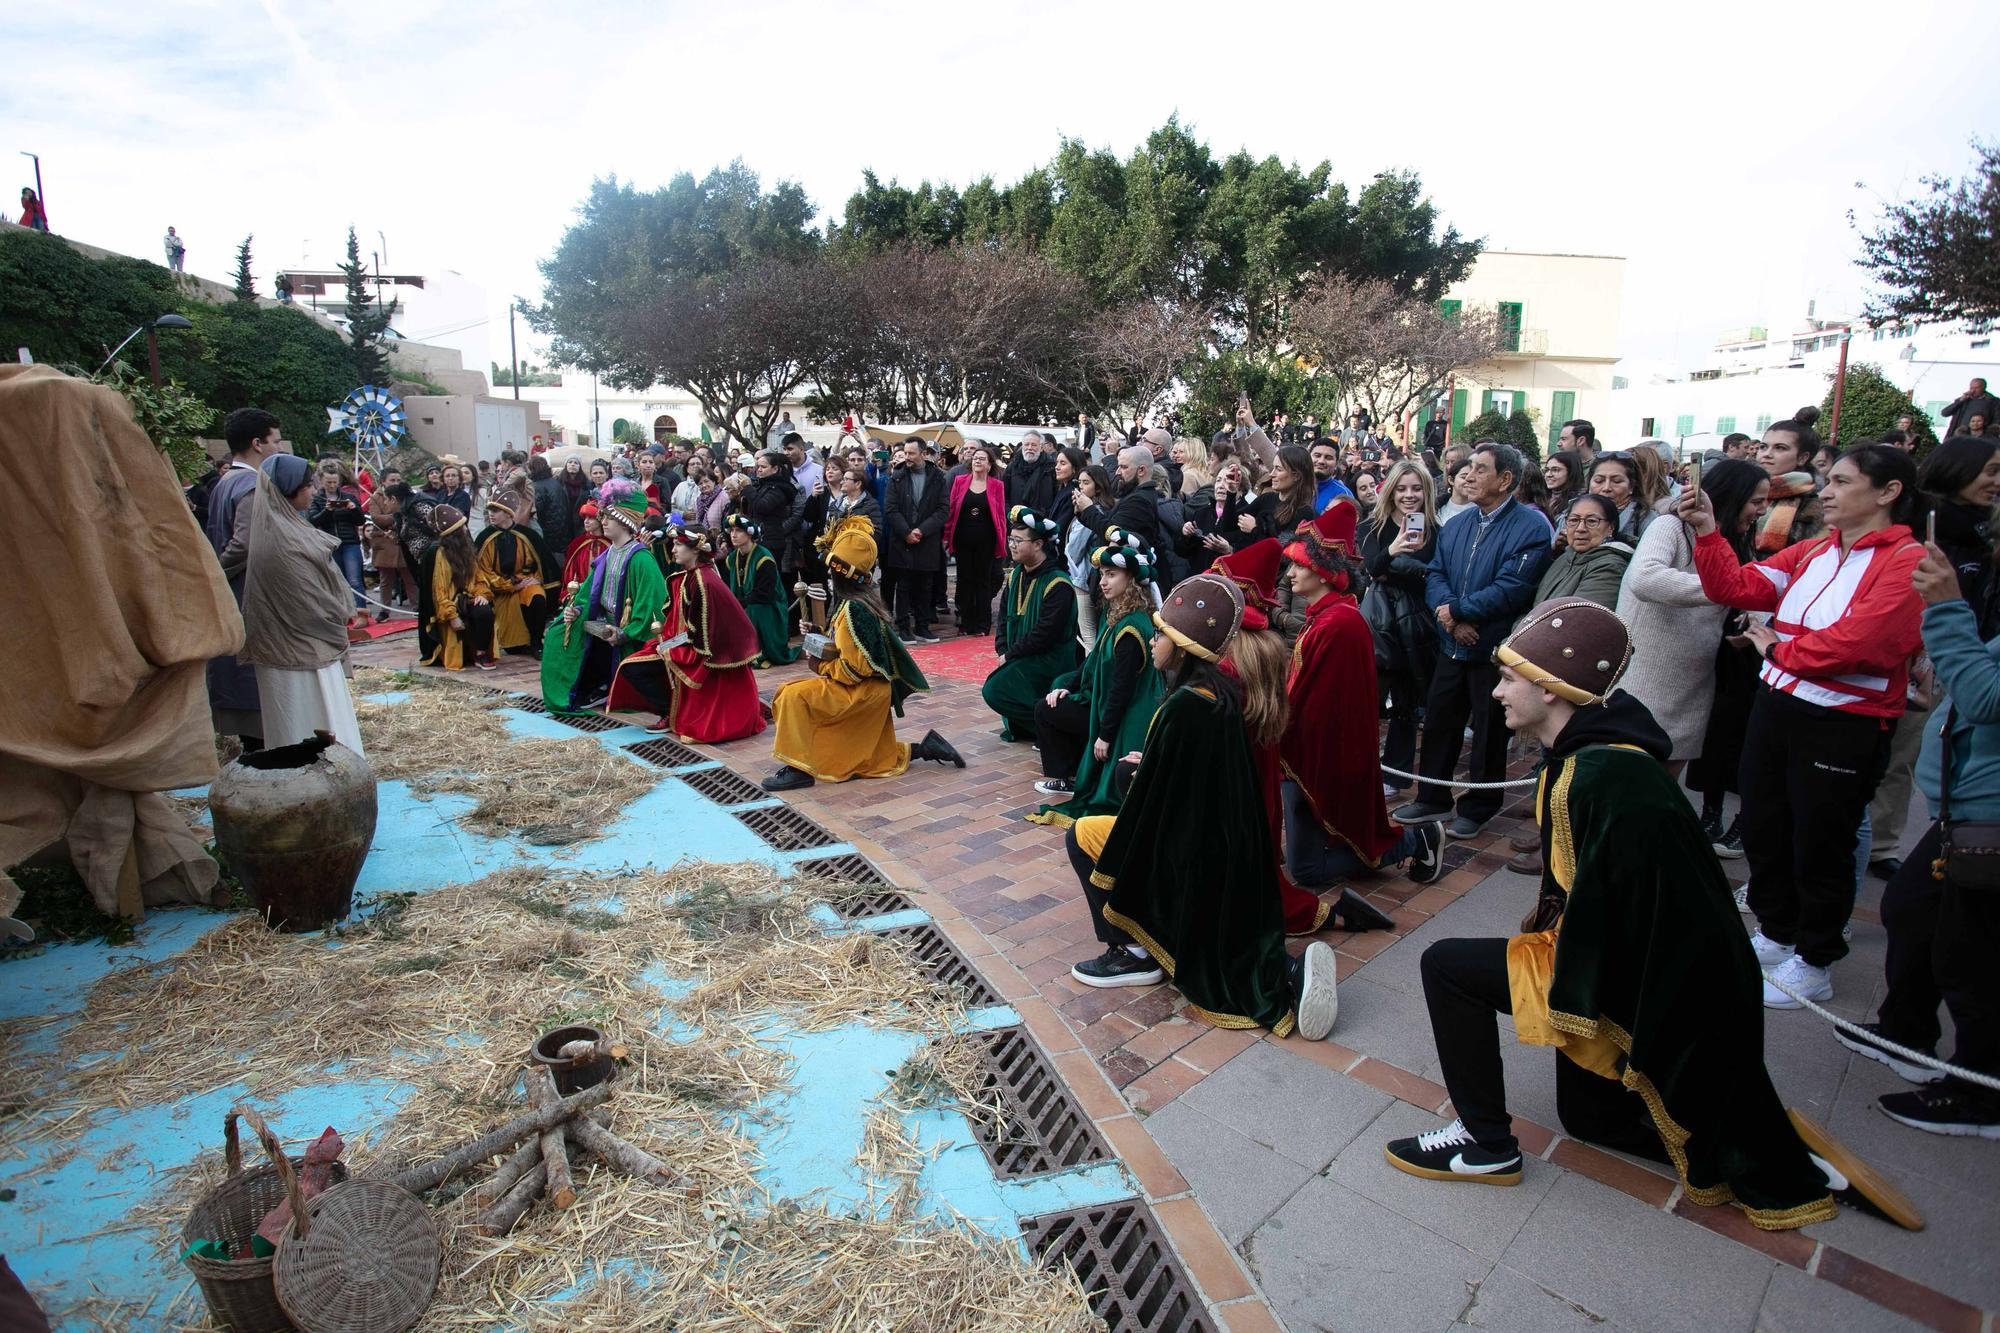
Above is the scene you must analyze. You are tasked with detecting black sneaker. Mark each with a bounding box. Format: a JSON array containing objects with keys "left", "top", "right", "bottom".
[
  {"left": 1713, "top": 816, "right": 1743, "bottom": 859},
  {"left": 1287, "top": 940, "right": 1339, "bottom": 1039},
  {"left": 1407, "top": 821, "right": 1449, "bottom": 886},
  {"left": 1071, "top": 945, "right": 1164, "bottom": 989},
  {"left": 1384, "top": 1118, "right": 1523, "bottom": 1186},
  {"left": 1835, "top": 1022, "right": 1945, "bottom": 1085},
  {"left": 1877, "top": 1085, "right": 2000, "bottom": 1140},
  {"left": 1034, "top": 778, "right": 1074, "bottom": 796},
  {"left": 1699, "top": 808, "right": 1724, "bottom": 844}
]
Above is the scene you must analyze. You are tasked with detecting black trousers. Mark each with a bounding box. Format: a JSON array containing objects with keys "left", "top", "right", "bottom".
[
  {"left": 1876, "top": 823, "right": 2000, "bottom": 1089},
  {"left": 459, "top": 603, "right": 496, "bottom": 662},
  {"left": 616, "top": 657, "right": 672, "bottom": 715},
  {"left": 508, "top": 596, "right": 552, "bottom": 653},
  {"left": 894, "top": 567, "right": 939, "bottom": 635},
  {"left": 1067, "top": 825, "right": 1133, "bottom": 947},
  {"left": 1737, "top": 687, "right": 1890, "bottom": 966},
  {"left": 1421, "top": 937, "right": 1670, "bottom": 1161},
  {"left": 1415, "top": 655, "right": 1509, "bottom": 821},
  {"left": 1035, "top": 693, "right": 1092, "bottom": 779},
  {"left": 1379, "top": 668, "right": 1422, "bottom": 785}
]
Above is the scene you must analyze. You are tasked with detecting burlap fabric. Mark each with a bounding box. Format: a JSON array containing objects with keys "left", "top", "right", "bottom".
[{"left": 0, "top": 364, "right": 242, "bottom": 923}]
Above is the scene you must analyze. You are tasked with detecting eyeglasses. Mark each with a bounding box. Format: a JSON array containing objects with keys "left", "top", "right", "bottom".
[{"left": 1566, "top": 515, "right": 1610, "bottom": 529}]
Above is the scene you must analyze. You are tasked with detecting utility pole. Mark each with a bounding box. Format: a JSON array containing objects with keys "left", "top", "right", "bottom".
[
  {"left": 1828, "top": 330, "right": 1853, "bottom": 450},
  {"left": 509, "top": 302, "right": 520, "bottom": 401}
]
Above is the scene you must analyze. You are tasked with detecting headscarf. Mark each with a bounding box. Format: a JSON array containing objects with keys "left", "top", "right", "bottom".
[{"left": 239, "top": 454, "right": 354, "bottom": 670}]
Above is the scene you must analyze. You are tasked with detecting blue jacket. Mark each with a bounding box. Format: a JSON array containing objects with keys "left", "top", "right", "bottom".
[
  {"left": 1424, "top": 496, "right": 1554, "bottom": 661},
  {"left": 1916, "top": 599, "right": 2000, "bottom": 822}
]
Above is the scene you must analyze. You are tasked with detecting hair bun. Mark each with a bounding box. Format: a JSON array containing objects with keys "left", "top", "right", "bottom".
[{"left": 1794, "top": 406, "right": 1822, "bottom": 427}]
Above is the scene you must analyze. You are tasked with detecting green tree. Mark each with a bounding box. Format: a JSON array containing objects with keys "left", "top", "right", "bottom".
[
  {"left": 1505, "top": 408, "right": 1542, "bottom": 460},
  {"left": 1855, "top": 141, "right": 2000, "bottom": 324},
  {"left": 90, "top": 361, "right": 216, "bottom": 480},
  {"left": 1821, "top": 361, "right": 1938, "bottom": 452},
  {"left": 1461, "top": 408, "right": 1512, "bottom": 447},
  {"left": 0, "top": 226, "right": 182, "bottom": 368},
  {"left": 232, "top": 234, "right": 255, "bottom": 302},
  {"left": 339, "top": 226, "right": 396, "bottom": 385},
  {"left": 159, "top": 302, "right": 362, "bottom": 450}
]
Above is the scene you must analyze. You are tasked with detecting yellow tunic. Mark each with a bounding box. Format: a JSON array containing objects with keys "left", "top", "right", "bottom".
[
  {"left": 422, "top": 557, "right": 503, "bottom": 671},
  {"left": 770, "top": 606, "right": 910, "bottom": 782},
  {"left": 476, "top": 530, "right": 547, "bottom": 650}
]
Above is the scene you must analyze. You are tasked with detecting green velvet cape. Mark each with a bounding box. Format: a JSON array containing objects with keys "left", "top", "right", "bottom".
[
  {"left": 837, "top": 597, "right": 929, "bottom": 716},
  {"left": 1540, "top": 742, "right": 1835, "bottom": 1228},
  {"left": 723, "top": 544, "right": 799, "bottom": 666},
  {"left": 1094, "top": 684, "right": 1295, "bottom": 1034},
  {"left": 539, "top": 544, "right": 668, "bottom": 714},
  {"left": 1028, "top": 608, "right": 1162, "bottom": 827},
  {"left": 982, "top": 561, "right": 1080, "bottom": 740}
]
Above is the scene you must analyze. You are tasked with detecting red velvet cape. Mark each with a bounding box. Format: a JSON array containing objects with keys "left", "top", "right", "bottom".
[{"left": 1280, "top": 593, "right": 1401, "bottom": 867}]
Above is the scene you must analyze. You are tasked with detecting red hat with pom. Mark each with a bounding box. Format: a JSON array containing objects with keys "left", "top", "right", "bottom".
[
  {"left": 1211, "top": 538, "right": 1282, "bottom": 611},
  {"left": 1283, "top": 497, "right": 1359, "bottom": 586}
]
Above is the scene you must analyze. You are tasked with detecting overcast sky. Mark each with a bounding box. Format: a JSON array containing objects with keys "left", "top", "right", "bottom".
[{"left": 11, "top": 0, "right": 1999, "bottom": 374}]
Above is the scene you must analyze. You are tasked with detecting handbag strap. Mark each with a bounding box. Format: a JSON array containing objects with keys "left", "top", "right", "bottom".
[{"left": 1938, "top": 704, "right": 1958, "bottom": 828}]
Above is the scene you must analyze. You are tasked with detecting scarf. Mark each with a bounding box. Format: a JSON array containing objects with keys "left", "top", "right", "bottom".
[{"left": 239, "top": 455, "right": 355, "bottom": 670}]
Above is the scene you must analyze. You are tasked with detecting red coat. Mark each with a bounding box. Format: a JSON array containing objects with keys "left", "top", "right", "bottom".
[
  {"left": 945, "top": 473, "right": 1008, "bottom": 555},
  {"left": 1280, "top": 593, "right": 1401, "bottom": 867}
]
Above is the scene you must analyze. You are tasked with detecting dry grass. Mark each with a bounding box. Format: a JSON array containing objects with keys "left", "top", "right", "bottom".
[
  {"left": 348, "top": 667, "right": 657, "bottom": 844},
  {"left": 15, "top": 862, "right": 1101, "bottom": 1331}
]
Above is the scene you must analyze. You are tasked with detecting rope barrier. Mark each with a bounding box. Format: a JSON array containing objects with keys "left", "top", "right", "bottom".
[
  {"left": 1763, "top": 972, "right": 2000, "bottom": 1093},
  {"left": 1378, "top": 763, "right": 1539, "bottom": 791}
]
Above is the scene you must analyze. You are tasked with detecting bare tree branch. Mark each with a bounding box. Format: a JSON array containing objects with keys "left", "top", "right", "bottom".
[{"left": 1286, "top": 276, "right": 1504, "bottom": 434}]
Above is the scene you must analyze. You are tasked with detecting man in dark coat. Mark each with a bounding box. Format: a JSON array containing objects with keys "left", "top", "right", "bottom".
[
  {"left": 1944, "top": 378, "right": 2000, "bottom": 441},
  {"left": 1005, "top": 431, "right": 1059, "bottom": 515},
  {"left": 1074, "top": 444, "right": 1164, "bottom": 555},
  {"left": 204, "top": 407, "right": 285, "bottom": 747},
  {"left": 884, "top": 436, "right": 947, "bottom": 642}
]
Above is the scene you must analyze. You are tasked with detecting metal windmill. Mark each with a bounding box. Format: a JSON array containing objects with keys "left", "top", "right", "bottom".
[{"left": 326, "top": 385, "right": 407, "bottom": 475}]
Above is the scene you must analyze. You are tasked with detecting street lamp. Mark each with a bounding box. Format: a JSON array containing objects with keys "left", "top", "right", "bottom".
[
  {"left": 18, "top": 151, "right": 42, "bottom": 223},
  {"left": 99, "top": 313, "right": 195, "bottom": 385}
]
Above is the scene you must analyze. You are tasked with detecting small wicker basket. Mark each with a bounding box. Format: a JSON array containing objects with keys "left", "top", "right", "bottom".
[{"left": 182, "top": 1105, "right": 349, "bottom": 1332}]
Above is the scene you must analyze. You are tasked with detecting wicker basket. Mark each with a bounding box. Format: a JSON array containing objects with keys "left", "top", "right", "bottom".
[
  {"left": 182, "top": 1105, "right": 349, "bottom": 1333},
  {"left": 273, "top": 1178, "right": 440, "bottom": 1333}
]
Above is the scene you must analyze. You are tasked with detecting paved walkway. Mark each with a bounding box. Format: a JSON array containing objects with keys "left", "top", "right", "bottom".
[{"left": 362, "top": 626, "right": 1999, "bottom": 1333}]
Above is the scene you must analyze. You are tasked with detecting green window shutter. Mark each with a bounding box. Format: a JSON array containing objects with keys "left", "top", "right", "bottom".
[
  {"left": 1440, "top": 299, "right": 1462, "bottom": 323},
  {"left": 1675, "top": 414, "right": 1695, "bottom": 438},
  {"left": 1548, "top": 390, "right": 1576, "bottom": 448},
  {"left": 1450, "top": 389, "right": 1467, "bottom": 434},
  {"left": 1417, "top": 405, "right": 1432, "bottom": 431},
  {"left": 1716, "top": 415, "right": 1736, "bottom": 434},
  {"left": 1755, "top": 413, "right": 1773, "bottom": 433},
  {"left": 1642, "top": 417, "right": 1656, "bottom": 437},
  {"left": 1511, "top": 391, "right": 1526, "bottom": 417},
  {"left": 1497, "top": 301, "right": 1523, "bottom": 352}
]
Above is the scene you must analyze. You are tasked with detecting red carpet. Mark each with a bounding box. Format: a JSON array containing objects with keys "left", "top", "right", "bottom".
[
  {"left": 350, "top": 617, "right": 418, "bottom": 642},
  {"left": 906, "top": 632, "right": 996, "bottom": 685}
]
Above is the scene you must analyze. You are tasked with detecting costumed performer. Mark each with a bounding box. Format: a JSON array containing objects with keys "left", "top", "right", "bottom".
[
  {"left": 1062, "top": 571, "right": 1342, "bottom": 1042},
  {"left": 419, "top": 505, "right": 501, "bottom": 672},
  {"left": 1384, "top": 599, "right": 1916, "bottom": 1232},
  {"left": 1027, "top": 541, "right": 1163, "bottom": 824},
  {"left": 1213, "top": 537, "right": 1399, "bottom": 935},
  {"left": 723, "top": 515, "right": 799, "bottom": 666},
  {"left": 562, "top": 503, "right": 609, "bottom": 588},
  {"left": 982, "top": 506, "right": 1081, "bottom": 740},
  {"left": 541, "top": 481, "right": 667, "bottom": 711},
  {"left": 762, "top": 515, "right": 964, "bottom": 791},
  {"left": 606, "top": 524, "right": 766, "bottom": 742},
  {"left": 474, "top": 495, "right": 553, "bottom": 657},
  {"left": 237, "top": 454, "right": 365, "bottom": 752},
  {"left": 1279, "top": 503, "right": 1446, "bottom": 900}
]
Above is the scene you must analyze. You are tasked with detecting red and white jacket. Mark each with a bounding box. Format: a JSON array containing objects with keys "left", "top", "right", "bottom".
[{"left": 1692, "top": 526, "right": 1924, "bottom": 718}]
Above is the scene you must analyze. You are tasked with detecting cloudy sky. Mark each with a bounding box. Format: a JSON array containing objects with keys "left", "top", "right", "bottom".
[{"left": 11, "top": 0, "right": 1998, "bottom": 374}]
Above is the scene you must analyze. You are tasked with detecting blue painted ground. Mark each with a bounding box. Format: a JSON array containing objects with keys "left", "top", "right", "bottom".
[{"left": 2, "top": 696, "right": 1135, "bottom": 1329}]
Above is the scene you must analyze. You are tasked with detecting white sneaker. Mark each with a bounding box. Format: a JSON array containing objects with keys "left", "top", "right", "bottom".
[
  {"left": 1763, "top": 955, "right": 1832, "bottom": 1010},
  {"left": 1749, "top": 930, "right": 1795, "bottom": 972},
  {"left": 1732, "top": 884, "right": 1749, "bottom": 911}
]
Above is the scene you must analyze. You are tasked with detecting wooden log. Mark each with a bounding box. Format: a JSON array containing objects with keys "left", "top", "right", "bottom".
[
  {"left": 556, "top": 1037, "right": 629, "bottom": 1062},
  {"left": 386, "top": 1080, "right": 612, "bottom": 1194},
  {"left": 564, "top": 1116, "right": 686, "bottom": 1187},
  {"left": 525, "top": 1066, "right": 577, "bottom": 1210},
  {"left": 471, "top": 1137, "right": 543, "bottom": 1209},
  {"left": 469, "top": 1161, "right": 546, "bottom": 1236}
]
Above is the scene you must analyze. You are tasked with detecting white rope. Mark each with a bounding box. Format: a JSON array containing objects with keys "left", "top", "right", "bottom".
[
  {"left": 1764, "top": 972, "right": 2000, "bottom": 1093},
  {"left": 1378, "top": 763, "right": 1539, "bottom": 790}
]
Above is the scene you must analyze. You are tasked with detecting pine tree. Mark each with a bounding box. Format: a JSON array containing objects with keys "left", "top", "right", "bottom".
[
  {"left": 339, "top": 226, "right": 397, "bottom": 384},
  {"left": 1820, "top": 361, "right": 1939, "bottom": 454},
  {"left": 232, "top": 235, "right": 256, "bottom": 301}
]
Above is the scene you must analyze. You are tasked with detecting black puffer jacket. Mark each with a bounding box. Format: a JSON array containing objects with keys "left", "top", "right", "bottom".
[
  {"left": 743, "top": 472, "right": 800, "bottom": 563},
  {"left": 534, "top": 475, "right": 576, "bottom": 556},
  {"left": 307, "top": 486, "right": 365, "bottom": 545}
]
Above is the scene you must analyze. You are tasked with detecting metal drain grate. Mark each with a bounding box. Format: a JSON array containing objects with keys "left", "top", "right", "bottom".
[
  {"left": 553, "top": 711, "right": 628, "bottom": 733},
  {"left": 489, "top": 691, "right": 547, "bottom": 714},
  {"left": 1023, "top": 1200, "right": 1215, "bottom": 1333},
  {"left": 676, "top": 765, "right": 768, "bottom": 806},
  {"left": 624, "top": 737, "right": 705, "bottom": 767},
  {"left": 880, "top": 923, "right": 1001, "bottom": 1009},
  {"left": 732, "top": 804, "right": 838, "bottom": 852},
  {"left": 959, "top": 1026, "right": 1111, "bottom": 1179},
  {"left": 825, "top": 888, "right": 915, "bottom": 920}
]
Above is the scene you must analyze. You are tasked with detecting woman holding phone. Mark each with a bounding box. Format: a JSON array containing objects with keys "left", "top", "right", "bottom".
[
  {"left": 1361, "top": 461, "right": 1439, "bottom": 797},
  {"left": 1178, "top": 456, "right": 1261, "bottom": 568}
]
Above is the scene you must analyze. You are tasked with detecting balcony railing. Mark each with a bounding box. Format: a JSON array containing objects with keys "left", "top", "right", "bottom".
[{"left": 1495, "top": 328, "right": 1549, "bottom": 356}]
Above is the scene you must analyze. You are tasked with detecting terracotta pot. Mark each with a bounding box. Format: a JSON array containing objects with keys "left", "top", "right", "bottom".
[{"left": 209, "top": 734, "right": 377, "bottom": 932}]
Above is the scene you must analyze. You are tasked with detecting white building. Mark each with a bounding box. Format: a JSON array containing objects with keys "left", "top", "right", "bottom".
[{"left": 1608, "top": 311, "right": 2000, "bottom": 452}]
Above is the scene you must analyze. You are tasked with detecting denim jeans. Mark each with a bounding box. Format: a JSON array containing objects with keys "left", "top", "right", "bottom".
[
  {"left": 335, "top": 542, "right": 366, "bottom": 609},
  {"left": 1282, "top": 779, "right": 1419, "bottom": 885}
]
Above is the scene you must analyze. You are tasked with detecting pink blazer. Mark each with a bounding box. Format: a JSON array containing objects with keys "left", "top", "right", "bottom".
[{"left": 945, "top": 473, "right": 1009, "bottom": 556}]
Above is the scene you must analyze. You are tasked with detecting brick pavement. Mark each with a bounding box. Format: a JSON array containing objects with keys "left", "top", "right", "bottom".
[{"left": 363, "top": 620, "right": 1998, "bottom": 1331}]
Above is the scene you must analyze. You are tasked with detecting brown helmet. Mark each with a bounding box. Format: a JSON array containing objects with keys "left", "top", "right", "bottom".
[
  {"left": 1495, "top": 598, "right": 1632, "bottom": 706},
  {"left": 1152, "top": 572, "right": 1244, "bottom": 663}
]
